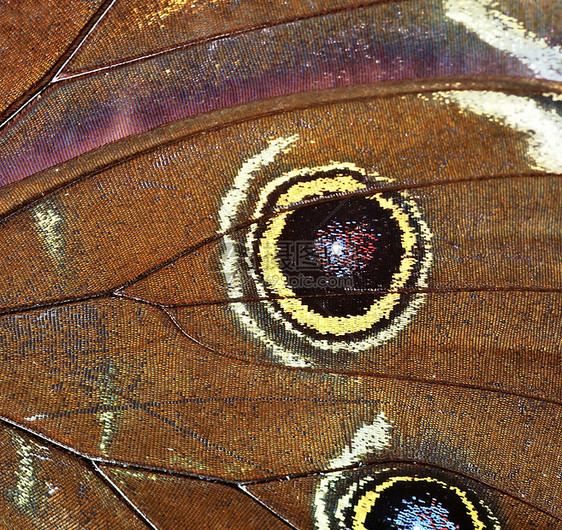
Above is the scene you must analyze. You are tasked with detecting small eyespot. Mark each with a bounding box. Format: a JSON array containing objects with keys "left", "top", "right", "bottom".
[
  {"left": 341, "top": 475, "right": 499, "bottom": 529},
  {"left": 315, "top": 466, "right": 501, "bottom": 530}
]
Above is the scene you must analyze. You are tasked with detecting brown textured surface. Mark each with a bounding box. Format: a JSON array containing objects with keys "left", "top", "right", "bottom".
[
  {"left": 0, "top": 85, "right": 560, "bottom": 525},
  {"left": 0, "top": 0, "right": 560, "bottom": 527},
  {"left": 64, "top": 0, "right": 377, "bottom": 75},
  {"left": 169, "top": 290, "right": 562, "bottom": 399},
  {"left": 0, "top": 295, "right": 560, "bottom": 516},
  {"left": 0, "top": 0, "right": 104, "bottom": 117},
  {"left": 0, "top": 76, "right": 549, "bottom": 219},
  {"left": 100, "top": 466, "right": 291, "bottom": 529},
  {"left": 125, "top": 176, "right": 562, "bottom": 304},
  {"left": 0, "top": 423, "right": 145, "bottom": 528},
  {"left": 0, "top": 0, "right": 553, "bottom": 186}
]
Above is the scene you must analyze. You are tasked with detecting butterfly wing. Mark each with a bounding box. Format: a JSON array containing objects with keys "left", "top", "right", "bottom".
[{"left": 0, "top": 0, "right": 560, "bottom": 528}]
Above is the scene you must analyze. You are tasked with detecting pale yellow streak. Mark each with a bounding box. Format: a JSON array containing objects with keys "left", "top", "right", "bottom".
[
  {"left": 11, "top": 433, "right": 51, "bottom": 513},
  {"left": 14, "top": 438, "right": 34, "bottom": 511},
  {"left": 32, "top": 202, "right": 64, "bottom": 266},
  {"left": 98, "top": 362, "right": 118, "bottom": 455}
]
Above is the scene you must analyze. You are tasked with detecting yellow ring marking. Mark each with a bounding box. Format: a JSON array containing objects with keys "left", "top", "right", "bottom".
[
  {"left": 258, "top": 174, "right": 417, "bottom": 336},
  {"left": 351, "top": 476, "right": 486, "bottom": 530}
]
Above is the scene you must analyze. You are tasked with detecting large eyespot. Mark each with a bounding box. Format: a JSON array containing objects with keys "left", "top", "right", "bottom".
[
  {"left": 315, "top": 465, "right": 501, "bottom": 530},
  {"left": 220, "top": 158, "right": 432, "bottom": 366},
  {"left": 250, "top": 167, "right": 430, "bottom": 337}
]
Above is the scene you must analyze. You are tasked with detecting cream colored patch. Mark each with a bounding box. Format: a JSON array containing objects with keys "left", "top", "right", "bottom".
[
  {"left": 24, "top": 414, "right": 48, "bottom": 422},
  {"left": 330, "top": 413, "right": 393, "bottom": 468},
  {"left": 99, "top": 410, "right": 116, "bottom": 454},
  {"left": 445, "top": 0, "right": 562, "bottom": 80},
  {"left": 218, "top": 135, "right": 307, "bottom": 367},
  {"left": 14, "top": 438, "right": 34, "bottom": 511},
  {"left": 437, "top": 91, "right": 562, "bottom": 173},
  {"left": 314, "top": 413, "right": 393, "bottom": 529},
  {"left": 12, "top": 433, "right": 51, "bottom": 513},
  {"left": 32, "top": 202, "right": 64, "bottom": 266},
  {"left": 98, "top": 362, "right": 119, "bottom": 455},
  {"left": 543, "top": 92, "right": 562, "bottom": 102},
  {"left": 45, "top": 482, "right": 59, "bottom": 496}
]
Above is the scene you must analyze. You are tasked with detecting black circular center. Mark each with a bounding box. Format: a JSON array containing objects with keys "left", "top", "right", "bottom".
[{"left": 276, "top": 196, "right": 404, "bottom": 318}]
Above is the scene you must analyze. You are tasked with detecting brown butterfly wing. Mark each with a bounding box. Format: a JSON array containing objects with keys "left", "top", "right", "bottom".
[
  {"left": 0, "top": 0, "right": 106, "bottom": 120},
  {"left": 0, "top": 1, "right": 560, "bottom": 528}
]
